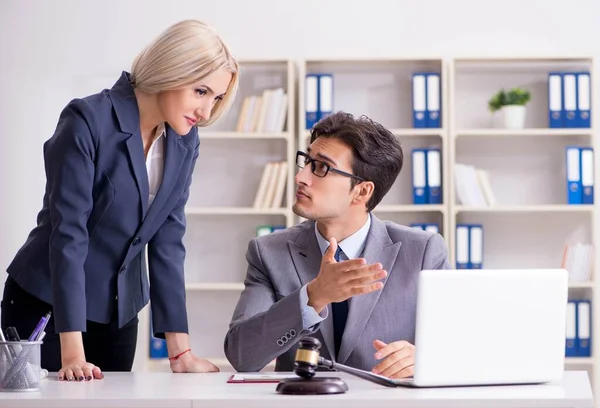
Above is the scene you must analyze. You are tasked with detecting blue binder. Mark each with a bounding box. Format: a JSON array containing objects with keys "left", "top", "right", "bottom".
[
  {"left": 580, "top": 147, "right": 594, "bottom": 204},
  {"left": 563, "top": 73, "right": 578, "bottom": 128},
  {"left": 317, "top": 73, "right": 333, "bottom": 122},
  {"left": 410, "top": 223, "right": 439, "bottom": 234},
  {"left": 548, "top": 72, "right": 563, "bottom": 128},
  {"left": 424, "top": 223, "right": 439, "bottom": 234},
  {"left": 149, "top": 315, "right": 168, "bottom": 359},
  {"left": 412, "top": 148, "right": 428, "bottom": 204},
  {"left": 576, "top": 72, "right": 591, "bottom": 128},
  {"left": 305, "top": 74, "right": 319, "bottom": 130},
  {"left": 426, "top": 148, "right": 442, "bottom": 204},
  {"left": 565, "top": 300, "right": 577, "bottom": 357},
  {"left": 455, "top": 224, "right": 470, "bottom": 269},
  {"left": 566, "top": 146, "right": 582, "bottom": 204},
  {"left": 426, "top": 73, "right": 441, "bottom": 128},
  {"left": 468, "top": 224, "right": 483, "bottom": 269},
  {"left": 576, "top": 300, "right": 591, "bottom": 357},
  {"left": 412, "top": 73, "right": 427, "bottom": 128}
]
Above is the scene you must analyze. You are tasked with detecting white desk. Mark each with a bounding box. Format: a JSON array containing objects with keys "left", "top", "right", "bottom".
[{"left": 0, "top": 371, "right": 593, "bottom": 408}]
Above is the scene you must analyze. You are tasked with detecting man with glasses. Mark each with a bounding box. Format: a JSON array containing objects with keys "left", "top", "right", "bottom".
[{"left": 224, "top": 111, "right": 450, "bottom": 379}]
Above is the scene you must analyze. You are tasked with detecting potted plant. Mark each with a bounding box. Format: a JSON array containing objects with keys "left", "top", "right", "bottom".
[{"left": 488, "top": 87, "right": 531, "bottom": 129}]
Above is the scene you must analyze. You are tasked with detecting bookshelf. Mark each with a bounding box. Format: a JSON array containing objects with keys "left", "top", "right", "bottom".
[
  {"left": 448, "top": 56, "right": 598, "bottom": 396},
  {"left": 131, "top": 56, "right": 598, "bottom": 402},
  {"left": 297, "top": 58, "right": 450, "bottom": 240},
  {"left": 135, "top": 59, "right": 296, "bottom": 372}
]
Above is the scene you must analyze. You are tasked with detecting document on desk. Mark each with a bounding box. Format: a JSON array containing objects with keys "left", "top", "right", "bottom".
[{"left": 227, "top": 373, "right": 299, "bottom": 383}]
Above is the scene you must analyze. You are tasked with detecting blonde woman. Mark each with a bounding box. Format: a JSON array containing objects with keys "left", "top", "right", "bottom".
[{"left": 0, "top": 20, "right": 238, "bottom": 381}]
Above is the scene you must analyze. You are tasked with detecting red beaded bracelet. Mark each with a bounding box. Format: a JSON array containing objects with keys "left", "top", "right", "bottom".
[{"left": 168, "top": 348, "right": 191, "bottom": 361}]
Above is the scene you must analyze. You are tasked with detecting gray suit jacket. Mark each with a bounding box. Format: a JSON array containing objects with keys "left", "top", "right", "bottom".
[{"left": 224, "top": 214, "right": 450, "bottom": 372}]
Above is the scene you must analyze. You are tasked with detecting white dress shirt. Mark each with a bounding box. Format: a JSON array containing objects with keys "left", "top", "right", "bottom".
[{"left": 146, "top": 123, "right": 166, "bottom": 207}]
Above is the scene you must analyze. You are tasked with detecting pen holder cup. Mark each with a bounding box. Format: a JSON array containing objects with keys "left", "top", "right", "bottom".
[{"left": 0, "top": 341, "right": 43, "bottom": 392}]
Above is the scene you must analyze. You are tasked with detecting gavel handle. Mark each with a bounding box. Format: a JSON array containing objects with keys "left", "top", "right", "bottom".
[{"left": 317, "top": 357, "right": 399, "bottom": 388}]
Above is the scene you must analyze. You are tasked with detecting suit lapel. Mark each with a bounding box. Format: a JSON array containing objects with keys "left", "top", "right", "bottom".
[
  {"left": 143, "top": 127, "right": 188, "bottom": 224},
  {"left": 337, "top": 215, "right": 402, "bottom": 364},
  {"left": 108, "top": 71, "right": 152, "bottom": 220},
  {"left": 125, "top": 133, "right": 150, "bottom": 219},
  {"left": 288, "top": 222, "right": 335, "bottom": 358}
]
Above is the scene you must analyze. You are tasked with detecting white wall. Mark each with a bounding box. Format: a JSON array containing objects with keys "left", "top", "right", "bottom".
[{"left": 0, "top": 0, "right": 598, "bottom": 286}]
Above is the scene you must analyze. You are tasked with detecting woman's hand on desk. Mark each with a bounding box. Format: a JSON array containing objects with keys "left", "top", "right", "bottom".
[
  {"left": 58, "top": 331, "right": 103, "bottom": 381},
  {"left": 371, "top": 339, "right": 415, "bottom": 379},
  {"left": 59, "top": 357, "right": 103, "bottom": 381},
  {"left": 169, "top": 352, "right": 220, "bottom": 373},
  {"left": 165, "top": 332, "right": 219, "bottom": 373}
]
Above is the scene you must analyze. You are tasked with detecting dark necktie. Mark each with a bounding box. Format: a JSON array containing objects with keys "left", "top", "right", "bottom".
[{"left": 332, "top": 247, "right": 348, "bottom": 358}]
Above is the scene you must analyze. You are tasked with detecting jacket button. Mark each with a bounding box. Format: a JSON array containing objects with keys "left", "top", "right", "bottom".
[
  {"left": 132, "top": 237, "right": 141, "bottom": 246},
  {"left": 119, "top": 266, "right": 127, "bottom": 274}
]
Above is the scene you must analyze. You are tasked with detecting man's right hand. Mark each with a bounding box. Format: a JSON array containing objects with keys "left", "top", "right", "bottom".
[
  {"left": 306, "top": 237, "right": 387, "bottom": 314},
  {"left": 58, "top": 332, "right": 103, "bottom": 381}
]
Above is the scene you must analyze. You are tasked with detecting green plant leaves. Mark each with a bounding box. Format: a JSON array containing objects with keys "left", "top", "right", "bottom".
[{"left": 488, "top": 88, "right": 531, "bottom": 112}]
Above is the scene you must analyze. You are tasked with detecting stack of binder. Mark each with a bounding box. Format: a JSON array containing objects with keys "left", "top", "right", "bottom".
[
  {"left": 412, "top": 72, "right": 441, "bottom": 128},
  {"left": 548, "top": 71, "right": 591, "bottom": 128},
  {"left": 412, "top": 148, "right": 442, "bottom": 205},
  {"left": 305, "top": 73, "right": 333, "bottom": 129},
  {"left": 411, "top": 223, "right": 440, "bottom": 234},
  {"left": 566, "top": 299, "right": 592, "bottom": 357},
  {"left": 256, "top": 225, "right": 285, "bottom": 236},
  {"left": 149, "top": 314, "right": 168, "bottom": 359},
  {"left": 455, "top": 224, "right": 483, "bottom": 269},
  {"left": 565, "top": 146, "right": 594, "bottom": 204}
]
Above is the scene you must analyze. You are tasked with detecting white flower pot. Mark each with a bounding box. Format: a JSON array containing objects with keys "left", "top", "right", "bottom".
[{"left": 498, "top": 105, "right": 526, "bottom": 129}]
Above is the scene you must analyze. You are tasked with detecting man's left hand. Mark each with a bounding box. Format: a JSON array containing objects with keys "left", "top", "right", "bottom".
[{"left": 371, "top": 339, "right": 415, "bottom": 379}]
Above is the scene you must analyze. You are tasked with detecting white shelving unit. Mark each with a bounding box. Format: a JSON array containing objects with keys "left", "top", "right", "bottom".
[
  {"left": 134, "top": 59, "right": 296, "bottom": 373},
  {"left": 297, "top": 58, "right": 450, "bottom": 240},
  {"left": 130, "top": 56, "right": 598, "bottom": 403},
  {"left": 448, "top": 56, "right": 598, "bottom": 398}
]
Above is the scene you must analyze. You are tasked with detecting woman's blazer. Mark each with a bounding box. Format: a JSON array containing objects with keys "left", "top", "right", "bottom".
[{"left": 7, "top": 71, "right": 200, "bottom": 337}]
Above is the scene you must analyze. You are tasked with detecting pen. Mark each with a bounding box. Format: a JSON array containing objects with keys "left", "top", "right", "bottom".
[
  {"left": 28, "top": 316, "right": 46, "bottom": 341},
  {"left": 5, "top": 328, "right": 22, "bottom": 362},
  {"left": 6, "top": 327, "right": 21, "bottom": 342},
  {"left": 0, "top": 329, "right": 15, "bottom": 363},
  {"left": 36, "top": 312, "right": 51, "bottom": 341},
  {"left": 28, "top": 311, "right": 51, "bottom": 341}
]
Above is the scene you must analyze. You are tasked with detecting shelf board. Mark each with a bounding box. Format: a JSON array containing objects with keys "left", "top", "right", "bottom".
[
  {"left": 302, "top": 128, "right": 444, "bottom": 140},
  {"left": 198, "top": 131, "right": 290, "bottom": 140},
  {"left": 454, "top": 205, "right": 594, "bottom": 214},
  {"left": 185, "top": 282, "right": 244, "bottom": 291},
  {"left": 305, "top": 56, "right": 444, "bottom": 63},
  {"left": 564, "top": 357, "right": 594, "bottom": 365},
  {"left": 569, "top": 281, "right": 595, "bottom": 289},
  {"left": 390, "top": 128, "right": 445, "bottom": 137},
  {"left": 185, "top": 207, "right": 289, "bottom": 216},
  {"left": 455, "top": 128, "right": 592, "bottom": 138},
  {"left": 374, "top": 204, "right": 446, "bottom": 213}
]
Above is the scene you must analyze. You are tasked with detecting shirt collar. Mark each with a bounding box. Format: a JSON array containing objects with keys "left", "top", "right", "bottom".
[
  {"left": 155, "top": 122, "right": 166, "bottom": 139},
  {"left": 315, "top": 213, "right": 371, "bottom": 259}
]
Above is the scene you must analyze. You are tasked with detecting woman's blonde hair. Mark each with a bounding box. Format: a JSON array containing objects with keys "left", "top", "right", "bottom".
[{"left": 130, "top": 19, "right": 239, "bottom": 127}]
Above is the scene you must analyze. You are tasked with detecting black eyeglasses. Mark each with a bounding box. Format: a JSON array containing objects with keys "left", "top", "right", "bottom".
[{"left": 296, "top": 151, "right": 367, "bottom": 181}]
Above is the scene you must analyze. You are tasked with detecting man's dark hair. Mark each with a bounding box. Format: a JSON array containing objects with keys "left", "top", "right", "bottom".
[{"left": 309, "top": 111, "right": 403, "bottom": 212}]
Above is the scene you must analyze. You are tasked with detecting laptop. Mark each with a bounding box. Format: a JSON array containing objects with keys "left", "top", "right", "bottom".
[{"left": 383, "top": 268, "right": 569, "bottom": 388}]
